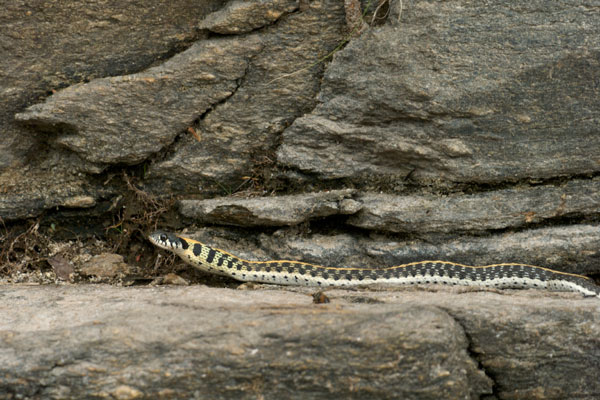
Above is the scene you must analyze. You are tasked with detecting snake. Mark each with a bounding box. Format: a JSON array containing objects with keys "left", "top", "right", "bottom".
[{"left": 149, "top": 231, "right": 600, "bottom": 298}]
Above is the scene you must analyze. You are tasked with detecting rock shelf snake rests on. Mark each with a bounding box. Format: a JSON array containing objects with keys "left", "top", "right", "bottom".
[{"left": 149, "top": 231, "right": 600, "bottom": 298}]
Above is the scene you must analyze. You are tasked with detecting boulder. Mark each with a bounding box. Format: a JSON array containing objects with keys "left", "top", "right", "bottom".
[
  {"left": 1, "top": 285, "right": 597, "bottom": 399},
  {"left": 278, "top": 1, "right": 600, "bottom": 184}
]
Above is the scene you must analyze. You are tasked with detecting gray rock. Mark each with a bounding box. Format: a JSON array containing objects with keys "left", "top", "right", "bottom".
[
  {"left": 150, "top": 273, "right": 189, "bottom": 286},
  {"left": 255, "top": 224, "right": 600, "bottom": 277},
  {"left": 1, "top": 285, "right": 598, "bottom": 399},
  {"left": 259, "top": 231, "right": 364, "bottom": 268},
  {"left": 199, "top": 0, "right": 299, "bottom": 34},
  {"left": 47, "top": 256, "right": 73, "bottom": 281},
  {"left": 0, "top": 1, "right": 222, "bottom": 170},
  {"left": 15, "top": 37, "right": 260, "bottom": 166},
  {"left": 178, "top": 189, "right": 357, "bottom": 226},
  {"left": 0, "top": 166, "right": 98, "bottom": 221},
  {"left": 394, "top": 289, "right": 600, "bottom": 400},
  {"left": 0, "top": 0, "right": 223, "bottom": 219},
  {"left": 79, "top": 253, "right": 130, "bottom": 279},
  {"left": 363, "top": 223, "right": 600, "bottom": 277},
  {"left": 277, "top": 0, "right": 600, "bottom": 184},
  {"left": 144, "top": 0, "right": 346, "bottom": 193},
  {"left": 348, "top": 179, "right": 600, "bottom": 233}
]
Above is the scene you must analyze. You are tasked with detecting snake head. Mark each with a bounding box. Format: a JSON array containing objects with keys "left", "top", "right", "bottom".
[{"left": 148, "top": 231, "right": 188, "bottom": 252}]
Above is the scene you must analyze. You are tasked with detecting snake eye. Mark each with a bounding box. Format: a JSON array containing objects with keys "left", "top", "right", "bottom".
[{"left": 160, "top": 233, "right": 167, "bottom": 242}]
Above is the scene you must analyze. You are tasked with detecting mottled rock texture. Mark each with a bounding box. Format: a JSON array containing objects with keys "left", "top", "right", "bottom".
[
  {"left": 0, "top": 0, "right": 224, "bottom": 219},
  {"left": 2, "top": 0, "right": 347, "bottom": 217},
  {"left": 1, "top": 0, "right": 222, "bottom": 170},
  {"left": 198, "top": 0, "right": 300, "bottom": 34},
  {"left": 2, "top": 285, "right": 599, "bottom": 400},
  {"left": 16, "top": 38, "right": 260, "bottom": 166},
  {"left": 178, "top": 189, "right": 359, "bottom": 226},
  {"left": 277, "top": 0, "right": 600, "bottom": 184},
  {"left": 2, "top": 0, "right": 600, "bottom": 398},
  {"left": 144, "top": 0, "right": 346, "bottom": 193},
  {"left": 347, "top": 179, "right": 600, "bottom": 233}
]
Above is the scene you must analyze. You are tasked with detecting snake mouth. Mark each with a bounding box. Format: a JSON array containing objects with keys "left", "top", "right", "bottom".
[{"left": 148, "top": 231, "right": 186, "bottom": 251}]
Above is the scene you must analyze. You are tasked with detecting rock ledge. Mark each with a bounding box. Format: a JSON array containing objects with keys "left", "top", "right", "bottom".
[{"left": 1, "top": 285, "right": 598, "bottom": 399}]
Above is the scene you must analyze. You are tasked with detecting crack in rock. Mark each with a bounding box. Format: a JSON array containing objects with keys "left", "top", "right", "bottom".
[
  {"left": 177, "top": 189, "right": 358, "bottom": 227},
  {"left": 440, "top": 307, "right": 499, "bottom": 399},
  {"left": 15, "top": 37, "right": 263, "bottom": 168},
  {"left": 143, "top": 0, "right": 347, "bottom": 191}
]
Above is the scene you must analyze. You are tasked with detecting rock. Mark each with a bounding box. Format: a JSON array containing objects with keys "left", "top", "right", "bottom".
[
  {"left": 47, "top": 255, "right": 74, "bottom": 281},
  {"left": 1, "top": 285, "right": 598, "bottom": 399},
  {"left": 0, "top": 166, "right": 101, "bottom": 221},
  {"left": 59, "top": 195, "right": 96, "bottom": 209},
  {"left": 347, "top": 179, "right": 600, "bottom": 233},
  {"left": 199, "top": 0, "right": 299, "bottom": 34},
  {"left": 79, "top": 253, "right": 130, "bottom": 279},
  {"left": 3, "top": 3, "right": 600, "bottom": 397},
  {"left": 277, "top": 0, "right": 600, "bottom": 184},
  {"left": 360, "top": 224, "right": 600, "bottom": 276},
  {"left": 432, "top": 292, "right": 600, "bottom": 400},
  {"left": 259, "top": 231, "right": 363, "bottom": 266},
  {"left": 3, "top": 0, "right": 348, "bottom": 219},
  {"left": 0, "top": 0, "right": 223, "bottom": 215},
  {"left": 178, "top": 189, "right": 357, "bottom": 226},
  {"left": 112, "top": 385, "right": 143, "bottom": 400},
  {"left": 15, "top": 37, "right": 260, "bottom": 167},
  {"left": 144, "top": 0, "right": 346, "bottom": 194},
  {"left": 151, "top": 273, "right": 189, "bottom": 286}
]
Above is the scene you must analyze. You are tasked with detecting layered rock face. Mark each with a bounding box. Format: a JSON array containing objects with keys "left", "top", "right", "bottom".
[{"left": 1, "top": 0, "right": 599, "bottom": 398}]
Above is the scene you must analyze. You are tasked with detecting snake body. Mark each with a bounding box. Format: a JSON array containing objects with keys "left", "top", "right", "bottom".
[{"left": 149, "top": 231, "right": 600, "bottom": 298}]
